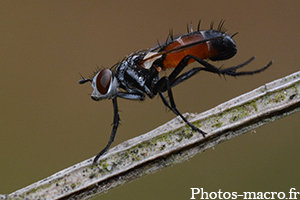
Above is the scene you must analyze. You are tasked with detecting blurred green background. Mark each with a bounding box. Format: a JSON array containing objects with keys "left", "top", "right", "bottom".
[{"left": 1, "top": 1, "right": 299, "bottom": 199}]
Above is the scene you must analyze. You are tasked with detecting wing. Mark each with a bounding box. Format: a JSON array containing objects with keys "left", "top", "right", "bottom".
[{"left": 140, "top": 33, "right": 225, "bottom": 69}]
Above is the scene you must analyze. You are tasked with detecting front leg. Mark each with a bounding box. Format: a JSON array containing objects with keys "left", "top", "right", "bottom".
[
  {"left": 117, "top": 92, "right": 146, "bottom": 100},
  {"left": 93, "top": 97, "right": 120, "bottom": 164}
]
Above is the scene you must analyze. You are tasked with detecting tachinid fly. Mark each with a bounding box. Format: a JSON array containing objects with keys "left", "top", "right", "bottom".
[{"left": 79, "top": 20, "right": 273, "bottom": 164}]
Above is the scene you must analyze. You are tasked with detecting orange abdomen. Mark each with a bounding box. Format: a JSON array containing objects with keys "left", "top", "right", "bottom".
[{"left": 162, "top": 33, "right": 219, "bottom": 69}]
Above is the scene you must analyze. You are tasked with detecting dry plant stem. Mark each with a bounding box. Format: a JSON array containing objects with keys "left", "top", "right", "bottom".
[{"left": 1, "top": 70, "right": 300, "bottom": 200}]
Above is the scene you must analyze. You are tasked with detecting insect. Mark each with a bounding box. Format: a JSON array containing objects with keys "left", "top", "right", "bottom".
[{"left": 79, "top": 20, "right": 273, "bottom": 164}]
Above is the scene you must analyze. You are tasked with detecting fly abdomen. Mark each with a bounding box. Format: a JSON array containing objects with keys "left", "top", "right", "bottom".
[
  {"left": 162, "top": 32, "right": 216, "bottom": 69},
  {"left": 159, "top": 30, "right": 237, "bottom": 69}
]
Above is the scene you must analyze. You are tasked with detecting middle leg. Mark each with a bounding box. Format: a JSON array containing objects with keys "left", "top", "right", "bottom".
[{"left": 157, "top": 76, "right": 206, "bottom": 137}]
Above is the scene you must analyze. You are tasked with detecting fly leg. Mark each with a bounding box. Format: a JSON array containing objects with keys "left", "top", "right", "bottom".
[
  {"left": 93, "top": 91, "right": 146, "bottom": 163},
  {"left": 93, "top": 97, "right": 120, "bottom": 164},
  {"left": 168, "top": 56, "right": 272, "bottom": 88},
  {"left": 156, "top": 77, "right": 206, "bottom": 137},
  {"left": 153, "top": 55, "right": 272, "bottom": 138},
  {"left": 159, "top": 54, "right": 226, "bottom": 91},
  {"left": 182, "top": 56, "right": 272, "bottom": 77}
]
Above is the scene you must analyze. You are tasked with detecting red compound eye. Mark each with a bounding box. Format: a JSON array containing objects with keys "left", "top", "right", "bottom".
[{"left": 96, "top": 69, "right": 111, "bottom": 94}]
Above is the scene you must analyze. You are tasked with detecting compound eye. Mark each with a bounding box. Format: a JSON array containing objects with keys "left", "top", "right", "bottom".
[{"left": 96, "top": 69, "right": 112, "bottom": 94}]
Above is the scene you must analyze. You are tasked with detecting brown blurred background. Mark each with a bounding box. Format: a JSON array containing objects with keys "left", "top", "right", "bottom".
[{"left": 1, "top": 1, "right": 299, "bottom": 199}]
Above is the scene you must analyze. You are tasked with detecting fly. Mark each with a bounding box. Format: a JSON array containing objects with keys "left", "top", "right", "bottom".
[{"left": 79, "top": 20, "right": 273, "bottom": 164}]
